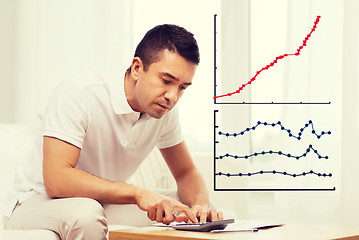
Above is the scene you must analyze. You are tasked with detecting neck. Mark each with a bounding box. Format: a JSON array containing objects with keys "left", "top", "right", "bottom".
[{"left": 124, "top": 71, "right": 141, "bottom": 112}]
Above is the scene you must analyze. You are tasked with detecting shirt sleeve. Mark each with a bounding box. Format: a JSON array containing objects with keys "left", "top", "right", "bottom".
[
  {"left": 42, "top": 80, "right": 90, "bottom": 149},
  {"left": 156, "top": 106, "right": 184, "bottom": 149}
]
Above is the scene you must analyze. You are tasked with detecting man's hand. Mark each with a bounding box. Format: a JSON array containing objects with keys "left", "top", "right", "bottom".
[
  {"left": 175, "top": 205, "right": 224, "bottom": 223},
  {"left": 135, "top": 189, "right": 198, "bottom": 225}
]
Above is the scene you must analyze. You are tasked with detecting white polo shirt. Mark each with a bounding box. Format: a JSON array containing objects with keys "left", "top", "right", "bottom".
[{"left": 4, "top": 68, "right": 184, "bottom": 218}]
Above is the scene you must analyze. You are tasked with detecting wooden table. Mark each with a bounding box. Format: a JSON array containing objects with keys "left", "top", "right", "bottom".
[{"left": 109, "top": 224, "right": 359, "bottom": 240}]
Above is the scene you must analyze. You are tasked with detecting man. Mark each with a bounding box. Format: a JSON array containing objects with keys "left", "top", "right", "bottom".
[{"left": 4, "top": 24, "right": 223, "bottom": 239}]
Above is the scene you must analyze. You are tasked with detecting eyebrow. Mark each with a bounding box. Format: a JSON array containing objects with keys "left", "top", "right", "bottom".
[{"left": 162, "top": 72, "right": 192, "bottom": 86}]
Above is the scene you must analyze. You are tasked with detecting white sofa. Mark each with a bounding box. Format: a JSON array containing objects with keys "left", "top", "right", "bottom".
[{"left": 0, "top": 124, "right": 177, "bottom": 239}]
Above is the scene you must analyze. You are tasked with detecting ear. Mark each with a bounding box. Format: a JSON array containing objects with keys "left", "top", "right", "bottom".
[{"left": 130, "top": 57, "right": 143, "bottom": 82}]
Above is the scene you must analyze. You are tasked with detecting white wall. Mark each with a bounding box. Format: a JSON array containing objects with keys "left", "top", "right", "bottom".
[
  {"left": 0, "top": 0, "right": 16, "bottom": 123},
  {"left": 1, "top": 0, "right": 133, "bottom": 126},
  {"left": 341, "top": 0, "right": 359, "bottom": 226}
]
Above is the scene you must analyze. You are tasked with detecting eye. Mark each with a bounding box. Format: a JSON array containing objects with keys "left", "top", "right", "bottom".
[
  {"left": 162, "top": 78, "right": 171, "bottom": 84},
  {"left": 179, "top": 85, "right": 187, "bottom": 91}
]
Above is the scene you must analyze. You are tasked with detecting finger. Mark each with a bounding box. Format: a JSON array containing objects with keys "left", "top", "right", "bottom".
[
  {"left": 175, "top": 214, "right": 188, "bottom": 223},
  {"left": 209, "top": 209, "right": 219, "bottom": 221},
  {"left": 173, "top": 204, "right": 198, "bottom": 223},
  {"left": 162, "top": 206, "right": 175, "bottom": 225},
  {"left": 147, "top": 207, "right": 156, "bottom": 221},
  {"left": 190, "top": 205, "right": 203, "bottom": 223},
  {"left": 217, "top": 211, "right": 224, "bottom": 220},
  {"left": 199, "top": 208, "right": 208, "bottom": 223},
  {"left": 156, "top": 206, "right": 164, "bottom": 223}
]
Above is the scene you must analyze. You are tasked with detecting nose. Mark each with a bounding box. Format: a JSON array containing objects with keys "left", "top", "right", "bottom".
[{"left": 164, "top": 86, "right": 178, "bottom": 103}]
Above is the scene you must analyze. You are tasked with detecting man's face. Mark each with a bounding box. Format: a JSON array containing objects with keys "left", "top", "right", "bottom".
[{"left": 132, "top": 50, "right": 197, "bottom": 119}]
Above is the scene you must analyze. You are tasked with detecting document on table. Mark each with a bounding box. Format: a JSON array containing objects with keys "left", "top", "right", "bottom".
[{"left": 211, "top": 220, "right": 284, "bottom": 233}]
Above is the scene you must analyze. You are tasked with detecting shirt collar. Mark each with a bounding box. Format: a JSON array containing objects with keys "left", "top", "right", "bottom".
[{"left": 108, "top": 68, "right": 137, "bottom": 115}]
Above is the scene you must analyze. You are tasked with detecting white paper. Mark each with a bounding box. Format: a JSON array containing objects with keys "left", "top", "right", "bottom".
[{"left": 211, "top": 220, "right": 284, "bottom": 233}]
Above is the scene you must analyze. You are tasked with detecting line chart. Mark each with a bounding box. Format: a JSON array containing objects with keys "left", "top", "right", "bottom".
[
  {"left": 213, "top": 110, "right": 335, "bottom": 191},
  {"left": 216, "top": 170, "right": 332, "bottom": 178},
  {"left": 214, "top": 15, "right": 321, "bottom": 100},
  {"left": 218, "top": 120, "right": 331, "bottom": 140},
  {"left": 218, "top": 144, "right": 328, "bottom": 160}
]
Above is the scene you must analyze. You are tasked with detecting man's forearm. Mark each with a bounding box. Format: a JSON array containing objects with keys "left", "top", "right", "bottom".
[
  {"left": 44, "top": 164, "right": 142, "bottom": 205},
  {"left": 176, "top": 167, "right": 210, "bottom": 208}
]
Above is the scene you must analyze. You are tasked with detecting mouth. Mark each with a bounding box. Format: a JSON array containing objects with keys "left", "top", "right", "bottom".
[{"left": 156, "top": 103, "right": 170, "bottom": 110}]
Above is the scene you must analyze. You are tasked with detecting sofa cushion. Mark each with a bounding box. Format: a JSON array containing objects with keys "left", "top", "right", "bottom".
[{"left": 0, "top": 124, "right": 38, "bottom": 225}]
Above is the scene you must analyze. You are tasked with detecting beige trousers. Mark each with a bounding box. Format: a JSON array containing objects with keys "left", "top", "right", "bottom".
[{"left": 4, "top": 190, "right": 180, "bottom": 240}]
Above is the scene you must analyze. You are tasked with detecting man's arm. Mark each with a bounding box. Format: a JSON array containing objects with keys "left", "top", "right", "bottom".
[
  {"left": 160, "top": 141, "right": 223, "bottom": 222},
  {"left": 42, "top": 136, "right": 197, "bottom": 224}
]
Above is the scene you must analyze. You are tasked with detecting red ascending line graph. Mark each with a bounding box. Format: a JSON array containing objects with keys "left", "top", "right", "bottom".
[{"left": 214, "top": 16, "right": 321, "bottom": 99}]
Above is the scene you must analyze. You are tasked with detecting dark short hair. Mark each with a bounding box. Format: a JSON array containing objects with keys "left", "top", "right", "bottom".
[{"left": 131, "top": 24, "right": 200, "bottom": 71}]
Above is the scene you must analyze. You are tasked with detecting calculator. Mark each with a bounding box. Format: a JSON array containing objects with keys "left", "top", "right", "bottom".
[{"left": 172, "top": 219, "right": 235, "bottom": 232}]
